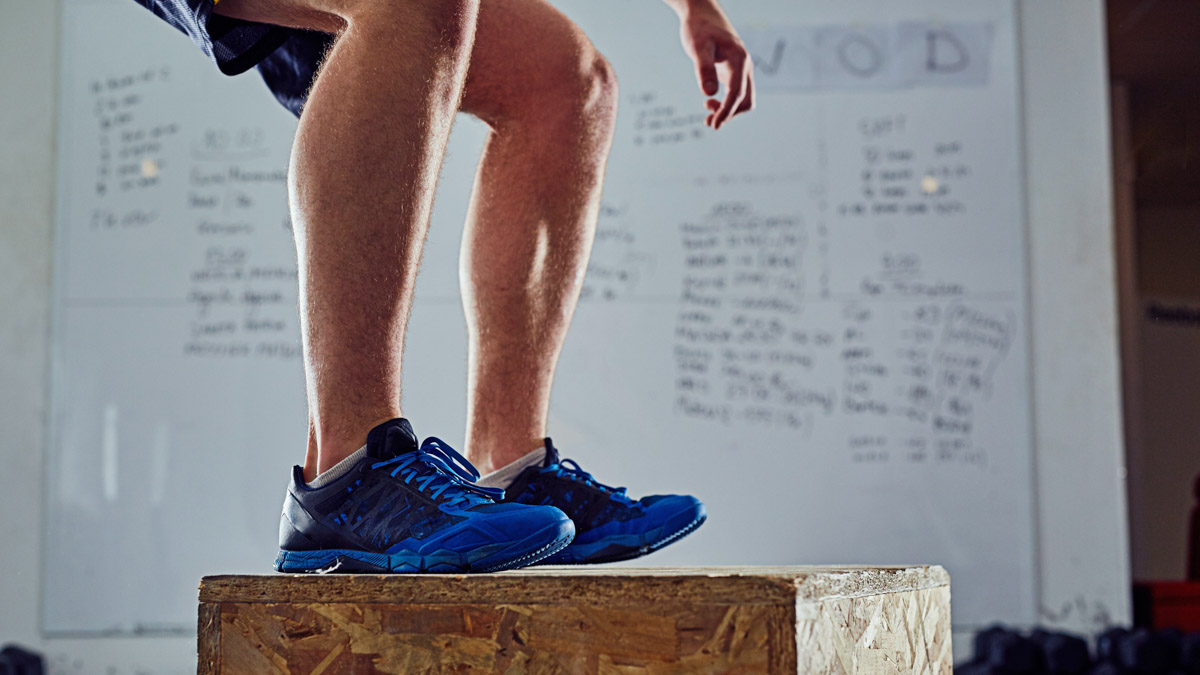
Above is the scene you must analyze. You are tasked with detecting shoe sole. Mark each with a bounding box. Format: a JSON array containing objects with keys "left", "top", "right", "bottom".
[
  {"left": 275, "top": 519, "right": 574, "bottom": 574},
  {"left": 479, "top": 526, "right": 574, "bottom": 572},
  {"left": 541, "top": 512, "right": 707, "bottom": 565}
]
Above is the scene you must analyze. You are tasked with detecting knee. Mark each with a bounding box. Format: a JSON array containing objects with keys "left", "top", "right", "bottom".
[
  {"left": 567, "top": 50, "right": 619, "bottom": 130},
  {"left": 581, "top": 52, "right": 619, "bottom": 128},
  {"left": 528, "top": 48, "right": 619, "bottom": 136},
  {"left": 340, "top": 0, "right": 479, "bottom": 47}
]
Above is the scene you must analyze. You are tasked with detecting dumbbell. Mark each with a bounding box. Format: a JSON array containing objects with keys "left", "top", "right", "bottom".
[
  {"left": 955, "top": 625, "right": 1011, "bottom": 675},
  {"left": 1098, "top": 628, "right": 1133, "bottom": 663},
  {"left": 956, "top": 662, "right": 1003, "bottom": 675},
  {"left": 1180, "top": 632, "right": 1200, "bottom": 675},
  {"left": 975, "top": 624, "right": 1012, "bottom": 660},
  {"left": 1030, "top": 629, "right": 1092, "bottom": 675},
  {"left": 1118, "top": 628, "right": 1180, "bottom": 674},
  {"left": 1161, "top": 628, "right": 1184, "bottom": 664},
  {"left": 987, "top": 631, "right": 1047, "bottom": 674},
  {"left": 0, "top": 646, "right": 44, "bottom": 675}
]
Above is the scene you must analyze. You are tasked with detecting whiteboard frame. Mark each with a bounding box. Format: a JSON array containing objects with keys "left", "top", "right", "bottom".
[
  {"left": 1019, "top": 1, "right": 1131, "bottom": 635},
  {"left": 0, "top": 0, "right": 1128, "bottom": 668}
]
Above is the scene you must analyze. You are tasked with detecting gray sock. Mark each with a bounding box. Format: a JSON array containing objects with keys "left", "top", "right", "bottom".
[
  {"left": 477, "top": 446, "right": 546, "bottom": 489},
  {"left": 307, "top": 445, "right": 367, "bottom": 488}
]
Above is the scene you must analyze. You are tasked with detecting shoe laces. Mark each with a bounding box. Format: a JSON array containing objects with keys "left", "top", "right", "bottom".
[
  {"left": 541, "top": 458, "right": 634, "bottom": 505},
  {"left": 371, "top": 436, "right": 504, "bottom": 509}
]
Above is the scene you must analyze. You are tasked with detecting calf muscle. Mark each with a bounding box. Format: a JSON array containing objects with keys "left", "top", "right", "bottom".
[{"left": 221, "top": 0, "right": 482, "bottom": 479}]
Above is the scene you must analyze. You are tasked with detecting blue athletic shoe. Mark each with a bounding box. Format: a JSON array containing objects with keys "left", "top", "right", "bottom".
[
  {"left": 275, "top": 419, "right": 575, "bottom": 573},
  {"left": 499, "top": 439, "right": 706, "bottom": 564}
]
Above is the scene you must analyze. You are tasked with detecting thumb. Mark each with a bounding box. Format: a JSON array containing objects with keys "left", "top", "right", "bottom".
[{"left": 696, "top": 40, "right": 718, "bottom": 97}]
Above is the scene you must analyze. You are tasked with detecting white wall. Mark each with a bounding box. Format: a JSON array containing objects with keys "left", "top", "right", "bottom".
[
  {"left": 0, "top": 0, "right": 1126, "bottom": 671},
  {"left": 1021, "top": 1, "right": 1131, "bottom": 634},
  {"left": 0, "top": 0, "right": 194, "bottom": 671}
]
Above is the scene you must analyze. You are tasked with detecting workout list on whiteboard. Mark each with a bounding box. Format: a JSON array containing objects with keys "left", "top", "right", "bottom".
[{"left": 48, "top": 1, "right": 1035, "bottom": 635}]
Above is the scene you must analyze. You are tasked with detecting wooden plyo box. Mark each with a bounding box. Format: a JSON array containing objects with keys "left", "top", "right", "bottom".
[{"left": 198, "top": 566, "right": 951, "bottom": 674}]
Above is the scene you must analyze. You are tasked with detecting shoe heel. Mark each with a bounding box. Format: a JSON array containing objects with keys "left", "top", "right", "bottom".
[
  {"left": 275, "top": 549, "right": 390, "bottom": 573},
  {"left": 275, "top": 549, "right": 339, "bottom": 573}
]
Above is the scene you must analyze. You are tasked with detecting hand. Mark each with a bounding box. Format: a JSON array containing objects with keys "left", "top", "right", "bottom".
[{"left": 675, "top": 0, "right": 754, "bottom": 130}]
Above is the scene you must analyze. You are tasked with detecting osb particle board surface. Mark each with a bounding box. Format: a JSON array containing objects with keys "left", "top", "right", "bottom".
[
  {"left": 198, "top": 567, "right": 951, "bottom": 674},
  {"left": 199, "top": 565, "right": 949, "bottom": 606}
]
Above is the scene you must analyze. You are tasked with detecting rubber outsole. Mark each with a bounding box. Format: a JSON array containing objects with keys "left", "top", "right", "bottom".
[
  {"left": 541, "top": 512, "right": 707, "bottom": 565},
  {"left": 275, "top": 520, "right": 575, "bottom": 574},
  {"left": 479, "top": 527, "right": 574, "bottom": 572}
]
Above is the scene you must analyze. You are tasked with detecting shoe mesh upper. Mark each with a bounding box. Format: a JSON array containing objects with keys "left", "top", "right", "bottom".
[
  {"left": 309, "top": 476, "right": 462, "bottom": 550},
  {"left": 507, "top": 466, "right": 644, "bottom": 531}
]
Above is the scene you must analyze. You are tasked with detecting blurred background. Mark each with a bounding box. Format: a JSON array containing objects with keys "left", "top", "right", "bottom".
[{"left": 2, "top": 0, "right": 1198, "bottom": 672}]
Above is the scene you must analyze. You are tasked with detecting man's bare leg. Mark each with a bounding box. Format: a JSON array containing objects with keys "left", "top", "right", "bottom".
[
  {"left": 213, "top": 0, "right": 479, "bottom": 481},
  {"left": 454, "top": 5, "right": 709, "bottom": 566},
  {"left": 457, "top": 0, "right": 619, "bottom": 474}
]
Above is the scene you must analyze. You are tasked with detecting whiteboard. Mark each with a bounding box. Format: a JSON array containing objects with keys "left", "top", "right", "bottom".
[{"left": 46, "top": 0, "right": 1034, "bottom": 634}]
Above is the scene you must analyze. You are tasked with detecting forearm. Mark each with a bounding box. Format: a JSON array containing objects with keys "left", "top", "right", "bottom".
[{"left": 661, "top": 0, "right": 705, "bottom": 18}]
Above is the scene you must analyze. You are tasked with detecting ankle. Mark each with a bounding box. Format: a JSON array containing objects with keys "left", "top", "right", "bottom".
[
  {"left": 476, "top": 445, "right": 548, "bottom": 489},
  {"left": 470, "top": 437, "right": 545, "bottom": 475},
  {"left": 304, "top": 415, "right": 399, "bottom": 481},
  {"left": 312, "top": 440, "right": 365, "bottom": 476}
]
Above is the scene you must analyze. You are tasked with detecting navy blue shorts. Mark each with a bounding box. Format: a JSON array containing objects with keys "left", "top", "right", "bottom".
[{"left": 132, "top": 0, "right": 334, "bottom": 117}]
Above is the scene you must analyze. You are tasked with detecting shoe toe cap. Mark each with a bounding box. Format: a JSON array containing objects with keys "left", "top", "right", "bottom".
[
  {"left": 642, "top": 494, "right": 706, "bottom": 528},
  {"left": 480, "top": 503, "right": 573, "bottom": 541},
  {"left": 642, "top": 493, "right": 704, "bottom": 513}
]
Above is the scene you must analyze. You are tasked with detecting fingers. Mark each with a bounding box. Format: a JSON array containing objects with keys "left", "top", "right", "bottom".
[
  {"left": 737, "top": 68, "right": 755, "bottom": 115},
  {"left": 695, "top": 40, "right": 719, "bottom": 97},
  {"left": 712, "top": 49, "right": 747, "bottom": 130},
  {"left": 704, "top": 97, "right": 720, "bottom": 127},
  {"left": 710, "top": 68, "right": 755, "bottom": 125}
]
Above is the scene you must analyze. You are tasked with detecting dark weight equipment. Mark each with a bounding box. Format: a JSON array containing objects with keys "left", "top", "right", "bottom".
[
  {"left": 988, "top": 631, "right": 1046, "bottom": 674},
  {"left": 1119, "top": 628, "right": 1181, "bottom": 674},
  {"left": 1036, "top": 631, "right": 1092, "bottom": 675},
  {"left": 1182, "top": 632, "right": 1200, "bottom": 675},
  {"left": 976, "top": 624, "right": 1014, "bottom": 660},
  {"left": 957, "top": 662, "right": 1003, "bottom": 675},
  {"left": 0, "top": 646, "right": 44, "bottom": 675},
  {"left": 1099, "top": 627, "right": 1133, "bottom": 663}
]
